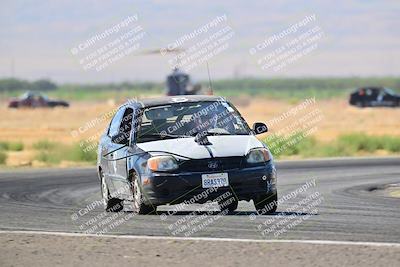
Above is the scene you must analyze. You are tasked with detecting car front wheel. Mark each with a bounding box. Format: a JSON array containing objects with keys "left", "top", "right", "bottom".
[{"left": 131, "top": 174, "right": 156, "bottom": 215}]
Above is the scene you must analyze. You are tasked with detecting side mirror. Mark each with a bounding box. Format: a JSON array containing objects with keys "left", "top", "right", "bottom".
[
  {"left": 252, "top": 122, "right": 268, "bottom": 135},
  {"left": 111, "top": 132, "right": 129, "bottom": 145}
]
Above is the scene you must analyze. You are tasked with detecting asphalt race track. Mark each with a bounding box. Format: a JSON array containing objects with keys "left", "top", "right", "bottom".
[{"left": 0, "top": 157, "right": 399, "bottom": 243}]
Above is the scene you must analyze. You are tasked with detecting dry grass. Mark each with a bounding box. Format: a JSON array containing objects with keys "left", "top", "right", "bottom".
[
  {"left": 235, "top": 97, "right": 400, "bottom": 141},
  {"left": 0, "top": 100, "right": 117, "bottom": 145},
  {"left": 0, "top": 96, "right": 400, "bottom": 167}
]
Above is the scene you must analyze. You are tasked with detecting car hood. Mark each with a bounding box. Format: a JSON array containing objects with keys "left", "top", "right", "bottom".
[{"left": 136, "top": 135, "right": 264, "bottom": 159}]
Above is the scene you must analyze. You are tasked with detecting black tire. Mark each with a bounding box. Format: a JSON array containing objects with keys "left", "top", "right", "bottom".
[
  {"left": 356, "top": 101, "right": 365, "bottom": 108},
  {"left": 218, "top": 197, "right": 239, "bottom": 213},
  {"left": 253, "top": 193, "right": 278, "bottom": 214},
  {"left": 100, "top": 171, "right": 123, "bottom": 212},
  {"left": 132, "top": 173, "right": 156, "bottom": 215}
]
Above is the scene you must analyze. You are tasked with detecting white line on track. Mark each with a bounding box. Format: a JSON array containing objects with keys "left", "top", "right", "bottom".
[{"left": 1, "top": 230, "right": 400, "bottom": 247}]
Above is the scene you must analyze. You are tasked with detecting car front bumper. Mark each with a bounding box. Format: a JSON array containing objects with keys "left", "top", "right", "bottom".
[{"left": 141, "top": 163, "right": 277, "bottom": 206}]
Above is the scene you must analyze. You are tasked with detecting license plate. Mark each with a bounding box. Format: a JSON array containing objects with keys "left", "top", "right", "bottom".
[{"left": 202, "top": 173, "right": 229, "bottom": 188}]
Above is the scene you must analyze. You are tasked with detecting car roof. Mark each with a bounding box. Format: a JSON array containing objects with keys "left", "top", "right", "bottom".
[
  {"left": 357, "top": 86, "right": 383, "bottom": 90},
  {"left": 124, "top": 95, "right": 226, "bottom": 109}
]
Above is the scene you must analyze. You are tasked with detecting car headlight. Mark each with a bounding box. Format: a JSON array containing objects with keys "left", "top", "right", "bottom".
[
  {"left": 246, "top": 148, "right": 271, "bottom": 164},
  {"left": 147, "top": 156, "right": 178, "bottom": 172}
]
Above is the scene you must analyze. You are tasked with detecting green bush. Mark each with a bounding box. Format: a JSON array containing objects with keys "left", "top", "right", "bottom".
[
  {"left": 264, "top": 133, "right": 400, "bottom": 158},
  {"left": 264, "top": 132, "right": 317, "bottom": 158},
  {"left": 337, "top": 134, "right": 378, "bottom": 152},
  {"left": 33, "top": 140, "right": 57, "bottom": 150},
  {"left": 33, "top": 141, "right": 97, "bottom": 164},
  {"left": 8, "top": 142, "right": 24, "bottom": 151},
  {"left": 0, "top": 141, "right": 24, "bottom": 151},
  {"left": 33, "top": 140, "right": 61, "bottom": 164},
  {"left": 35, "top": 151, "right": 60, "bottom": 164},
  {"left": 336, "top": 133, "right": 400, "bottom": 153},
  {"left": 3, "top": 77, "right": 399, "bottom": 101},
  {"left": 65, "top": 144, "right": 97, "bottom": 163},
  {"left": 0, "top": 142, "right": 8, "bottom": 150},
  {"left": 381, "top": 136, "right": 400, "bottom": 152},
  {"left": 0, "top": 151, "right": 7, "bottom": 164}
]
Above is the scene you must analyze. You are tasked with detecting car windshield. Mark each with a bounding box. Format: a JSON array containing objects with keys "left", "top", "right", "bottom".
[
  {"left": 20, "top": 91, "right": 47, "bottom": 100},
  {"left": 384, "top": 88, "right": 396, "bottom": 95},
  {"left": 137, "top": 100, "right": 251, "bottom": 142}
]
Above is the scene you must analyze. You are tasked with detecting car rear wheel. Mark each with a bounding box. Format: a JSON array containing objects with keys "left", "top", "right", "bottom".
[
  {"left": 132, "top": 174, "right": 156, "bottom": 215},
  {"left": 100, "top": 171, "right": 123, "bottom": 212},
  {"left": 253, "top": 193, "right": 277, "bottom": 214}
]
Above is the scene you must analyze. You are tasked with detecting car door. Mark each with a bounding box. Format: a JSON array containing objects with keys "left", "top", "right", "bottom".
[
  {"left": 110, "top": 107, "right": 135, "bottom": 197},
  {"left": 382, "top": 90, "right": 397, "bottom": 106},
  {"left": 102, "top": 107, "right": 126, "bottom": 194},
  {"left": 371, "top": 88, "right": 380, "bottom": 106}
]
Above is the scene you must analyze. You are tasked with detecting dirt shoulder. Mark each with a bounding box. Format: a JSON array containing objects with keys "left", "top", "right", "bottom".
[
  {"left": 369, "top": 183, "right": 400, "bottom": 198},
  {"left": 0, "top": 233, "right": 399, "bottom": 267}
]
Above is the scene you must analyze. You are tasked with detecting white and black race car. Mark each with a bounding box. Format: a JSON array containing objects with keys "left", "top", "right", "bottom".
[{"left": 97, "top": 95, "right": 277, "bottom": 214}]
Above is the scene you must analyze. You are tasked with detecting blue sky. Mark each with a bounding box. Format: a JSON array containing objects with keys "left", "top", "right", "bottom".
[{"left": 0, "top": 0, "right": 399, "bottom": 82}]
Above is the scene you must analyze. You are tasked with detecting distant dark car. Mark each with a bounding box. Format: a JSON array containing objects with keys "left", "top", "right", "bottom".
[
  {"left": 349, "top": 87, "right": 400, "bottom": 107},
  {"left": 166, "top": 68, "right": 202, "bottom": 96},
  {"left": 8, "top": 91, "right": 69, "bottom": 108},
  {"left": 97, "top": 95, "right": 277, "bottom": 215}
]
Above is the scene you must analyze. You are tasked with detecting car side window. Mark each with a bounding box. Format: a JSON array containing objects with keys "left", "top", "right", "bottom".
[
  {"left": 120, "top": 108, "right": 134, "bottom": 135},
  {"left": 108, "top": 108, "right": 125, "bottom": 137}
]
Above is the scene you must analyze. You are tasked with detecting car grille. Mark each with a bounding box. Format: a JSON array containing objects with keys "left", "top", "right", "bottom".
[{"left": 178, "top": 157, "right": 245, "bottom": 173}]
